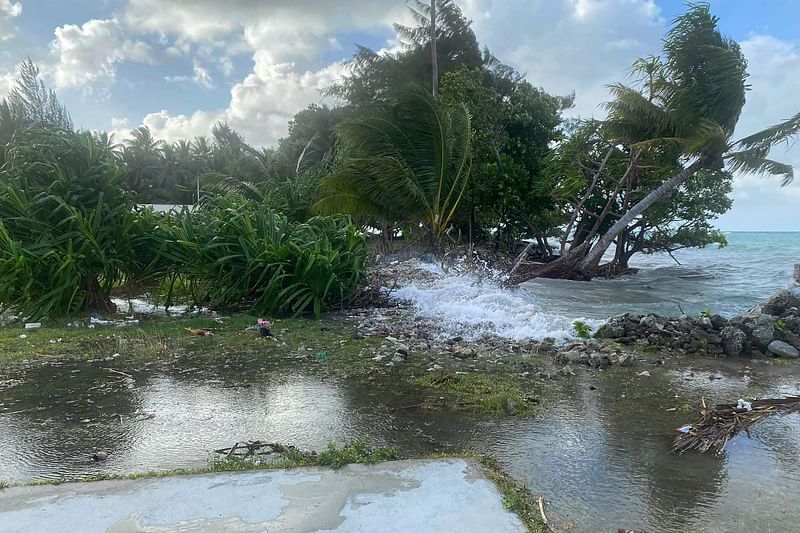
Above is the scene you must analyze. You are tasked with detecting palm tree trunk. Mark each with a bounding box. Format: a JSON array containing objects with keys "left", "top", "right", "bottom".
[
  {"left": 430, "top": 0, "right": 439, "bottom": 98},
  {"left": 578, "top": 159, "right": 706, "bottom": 271}
]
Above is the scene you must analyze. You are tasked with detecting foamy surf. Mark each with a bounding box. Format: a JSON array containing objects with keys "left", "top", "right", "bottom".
[{"left": 389, "top": 261, "right": 606, "bottom": 342}]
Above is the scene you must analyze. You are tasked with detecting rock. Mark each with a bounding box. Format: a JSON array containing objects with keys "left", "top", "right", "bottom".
[
  {"left": 505, "top": 398, "right": 518, "bottom": 415},
  {"left": 92, "top": 451, "right": 108, "bottom": 462},
  {"left": 696, "top": 317, "right": 713, "bottom": 330},
  {"left": 690, "top": 328, "right": 709, "bottom": 342},
  {"left": 720, "top": 326, "right": 748, "bottom": 357},
  {"left": 710, "top": 314, "right": 727, "bottom": 329},
  {"left": 618, "top": 354, "right": 635, "bottom": 367},
  {"left": 453, "top": 348, "right": 476, "bottom": 359},
  {"left": 761, "top": 290, "right": 800, "bottom": 316},
  {"left": 751, "top": 317, "right": 775, "bottom": 349},
  {"left": 391, "top": 355, "right": 406, "bottom": 363},
  {"left": 782, "top": 331, "right": 800, "bottom": 350},
  {"left": 595, "top": 321, "right": 626, "bottom": 339},
  {"left": 639, "top": 315, "right": 657, "bottom": 329},
  {"left": 395, "top": 344, "right": 410, "bottom": 356},
  {"left": 587, "top": 353, "right": 611, "bottom": 369},
  {"left": 555, "top": 349, "right": 586, "bottom": 365},
  {"left": 558, "top": 365, "right": 576, "bottom": 377},
  {"left": 767, "top": 340, "right": 800, "bottom": 358}
]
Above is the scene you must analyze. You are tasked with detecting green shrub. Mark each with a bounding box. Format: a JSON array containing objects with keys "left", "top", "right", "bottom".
[
  {"left": 146, "top": 197, "right": 367, "bottom": 316},
  {"left": 0, "top": 129, "right": 137, "bottom": 318},
  {"left": 572, "top": 320, "right": 592, "bottom": 338}
]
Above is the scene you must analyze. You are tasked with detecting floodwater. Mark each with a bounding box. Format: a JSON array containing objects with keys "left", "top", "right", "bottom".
[{"left": 1, "top": 355, "right": 799, "bottom": 532}]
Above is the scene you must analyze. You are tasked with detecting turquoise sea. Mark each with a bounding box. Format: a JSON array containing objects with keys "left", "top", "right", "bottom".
[{"left": 523, "top": 231, "right": 800, "bottom": 320}]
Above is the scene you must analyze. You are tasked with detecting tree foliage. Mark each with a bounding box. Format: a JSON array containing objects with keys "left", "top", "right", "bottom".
[{"left": 315, "top": 85, "right": 472, "bottom": 245}]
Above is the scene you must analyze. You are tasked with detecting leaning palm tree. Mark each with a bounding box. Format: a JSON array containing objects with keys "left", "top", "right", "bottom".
[
  {"left": 578, "top": 5, "right": 799, "bottom": 272},
  {"left": 314, "top": 84, "right": 472, "bottom": 248},
  {"left": 514, "top": 4, "right": 799, "bottom": 282}
]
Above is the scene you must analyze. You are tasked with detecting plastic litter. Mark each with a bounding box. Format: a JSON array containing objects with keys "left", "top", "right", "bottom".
[
  {"left": 316, "top": 350, "right": 328, "bottom": 360},
  {"left": 89, "top": 315, "right": 114, "bottom": 326},
  {"left": 19, "top": 334, "right": 27, "bottom": 339},
  {"left": 676, "top": 424, "right": 695, "bottom": 434},
  {"left": 24, "top": 322, "right": 42, "bottom": 329},
  {"left": 736, "top": 398, "right": 753, "bottom": 412},
  {"left": 257, "top": 319, "right": 273, "bottom": 337}
]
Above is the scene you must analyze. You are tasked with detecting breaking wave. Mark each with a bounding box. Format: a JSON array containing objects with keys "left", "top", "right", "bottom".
[{"left": 390, "top": 262, "right": 605, "bottom": 342}]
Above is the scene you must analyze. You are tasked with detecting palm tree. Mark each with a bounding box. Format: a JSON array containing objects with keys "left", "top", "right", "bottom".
[
  {"left": 534, "top": 5, "right": 799, "bottom": 278},
  {"left": 314, "top": 84, "right": 472, "bottom": 248},
  {"left": 121, "top": 126, "right": 164, "bottom": 199}
]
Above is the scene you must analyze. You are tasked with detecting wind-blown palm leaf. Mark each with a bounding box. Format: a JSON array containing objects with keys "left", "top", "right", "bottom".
[
  {"left": 731, "top": 112, "right": 800, "bottom": 153},
  {"left": 315, "top": 84, "right": 471, "bottom": 243}
]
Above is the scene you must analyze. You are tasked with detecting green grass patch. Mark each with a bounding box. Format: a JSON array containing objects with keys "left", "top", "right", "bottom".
[
  {"left": 0, "top": 314, "right": 382, "bottom": 372},
  {"left": 765, "top": 357, "right": 799, "bottom": 366},
  {"left": 479, "top": 456, "right": 549, "bottom": 533},
  {"left": 413, "top": 371, "right": 539, "bottom": 416},
  {"left": 15, "top": 441, "right": 401, "bottom": 488}
]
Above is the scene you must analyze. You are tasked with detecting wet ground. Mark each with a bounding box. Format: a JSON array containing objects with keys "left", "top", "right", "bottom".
[{"left": 1, "top": 354, "right": 799, "bottom": 532}]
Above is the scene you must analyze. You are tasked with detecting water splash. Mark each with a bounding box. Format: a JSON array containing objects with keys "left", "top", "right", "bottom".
[{"left": 391, "top": 262, "right": 604, "bottom": 342}]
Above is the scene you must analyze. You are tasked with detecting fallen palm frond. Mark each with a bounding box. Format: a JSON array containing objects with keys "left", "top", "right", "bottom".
[{"left": 672, "top": 396, "right": 800, "bottom": 454}]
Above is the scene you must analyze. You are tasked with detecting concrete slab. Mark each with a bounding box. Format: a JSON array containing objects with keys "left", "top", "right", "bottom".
[{"left": 0, "top": 458, "right": 525, "bottom": 532}]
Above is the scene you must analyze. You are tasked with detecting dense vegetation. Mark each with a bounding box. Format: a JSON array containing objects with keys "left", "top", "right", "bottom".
[{"left": 1, "top": 1, "right": 798, "bottom": 318}]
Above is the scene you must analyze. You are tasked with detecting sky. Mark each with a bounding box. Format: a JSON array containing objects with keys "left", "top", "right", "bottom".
[{"left": 0, "top": 0, "right": 798, "bottom": 231}]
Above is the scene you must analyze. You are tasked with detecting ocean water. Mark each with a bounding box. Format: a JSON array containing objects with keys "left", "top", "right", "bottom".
[{"left": 392, "top": 232, "right": 800, "bottom": 341}]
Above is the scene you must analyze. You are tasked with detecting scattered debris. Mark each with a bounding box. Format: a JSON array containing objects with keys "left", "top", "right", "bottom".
[
  {"left": 673, "top": 395, "right": 800, "bottom": 454},
  {"left": 257, "top": 319, "right": 273, "bottom": 337},
  {"left": 213, "top": 441, "right": 316, "bottom": 459},
  {"left": 92, "top": 451, "right": 109, "bottom": 462},
  {"left": 185, "top": 327, "right": 213, "bottom": 336}
]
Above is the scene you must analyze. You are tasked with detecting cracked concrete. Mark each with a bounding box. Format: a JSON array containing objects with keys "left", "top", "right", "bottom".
[{"left": 0, "top": 458, "right": 525, "bottom": 532}]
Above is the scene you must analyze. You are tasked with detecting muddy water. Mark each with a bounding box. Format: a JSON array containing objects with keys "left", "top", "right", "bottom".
[{"left": 1, "top": 356, "right": 799, "bottom": 533}]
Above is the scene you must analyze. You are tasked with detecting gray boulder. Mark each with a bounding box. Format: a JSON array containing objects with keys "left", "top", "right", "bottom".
[
  {"left": 767, "top": 340, "right": 800, "bottom": 358},
  {"left": 761, "top": 290, "right": 800, "bottom": 316},
  {"left": 639, "top": 315, "right": 657, "bottom": 329},
  {"left": 720, "top": 326, "right": 748, "bottom": 357},
  {"left": 595, "top": 320, "right": 626, "bottom": 339},
  {"left": 751, "top": 325, "right": 775, "bottom": 349}
]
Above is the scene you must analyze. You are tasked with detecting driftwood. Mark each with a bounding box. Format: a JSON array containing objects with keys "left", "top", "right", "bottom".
[
  {"left": 672, "top": 396, "right": 800, "bottom": 454},
  {"left": 213, "top": 441, "right": 316, "bottom": 458}
]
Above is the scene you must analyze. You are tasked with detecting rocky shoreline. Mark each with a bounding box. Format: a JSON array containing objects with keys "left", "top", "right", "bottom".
[
  {"left": 350, "top": 256, "right": 800, "bottom": 381},
  {"left": 595, "top": 288, "right": 800, "bottom": 359}
]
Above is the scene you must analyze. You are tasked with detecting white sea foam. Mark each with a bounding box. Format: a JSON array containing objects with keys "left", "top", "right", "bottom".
[{"left": 391, "top": 263, "right": 605, "bottom": 342}]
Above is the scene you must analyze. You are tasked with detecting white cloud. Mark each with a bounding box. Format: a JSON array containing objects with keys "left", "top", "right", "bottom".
[
  {"left": 218, "top": 56, "right": 234, "bottom": 77},
  {"left": 0, "top": 69, "right": 15, "bottom": 97},
  {"left": 50, "top": 18, "right": 154, "bottom": 90},
  {"left": 109, "top": 117, "right": 133, "bottom": 144},
  {"left": 0, "top": 0, "right": 21, "bottom": 41},
  {"left": 715, "top": 33, "right": 800, "bottom": 231},
  {"left": 124, "top": 0, "right": 405, "bottom": 49},
  {"left": 143, "top": 61, "right": 344, "bottom": 147},
  {"left": 192, "top": 60, "right": 214, "bottom": 89},
  {"left": 459, "top": 0, "right": 664, "bottom": 117}
]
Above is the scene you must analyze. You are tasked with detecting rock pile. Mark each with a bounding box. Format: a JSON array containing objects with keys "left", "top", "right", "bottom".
[{"left": 595, "top": 288, "right": 800, "bottom": 358}]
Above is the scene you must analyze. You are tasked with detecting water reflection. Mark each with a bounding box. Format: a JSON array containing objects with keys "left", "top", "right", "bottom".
[{"left": 1, "top": 357, "right": 799, "bottom": 532}]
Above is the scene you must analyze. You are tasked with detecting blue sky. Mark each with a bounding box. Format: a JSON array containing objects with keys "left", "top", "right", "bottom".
[{"left": 0, "top": 0, "right": 798, "bottom": 230}]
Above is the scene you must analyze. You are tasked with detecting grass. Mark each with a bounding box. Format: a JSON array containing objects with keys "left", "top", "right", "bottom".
[
  {"left": 16, "top": 441, "right": 399, "bottom": 488},
  {"left": 413, "top": 371, "right": 541, "bottom": 416},
  {"left": 479, "top": 456, "right": 550, "bottom": 533},
  {"left": 0, "top": 314, "right": 384, "bottom": 373},
  {"left": 765, "top": 357, "right": 799, "bottom": 366}
]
